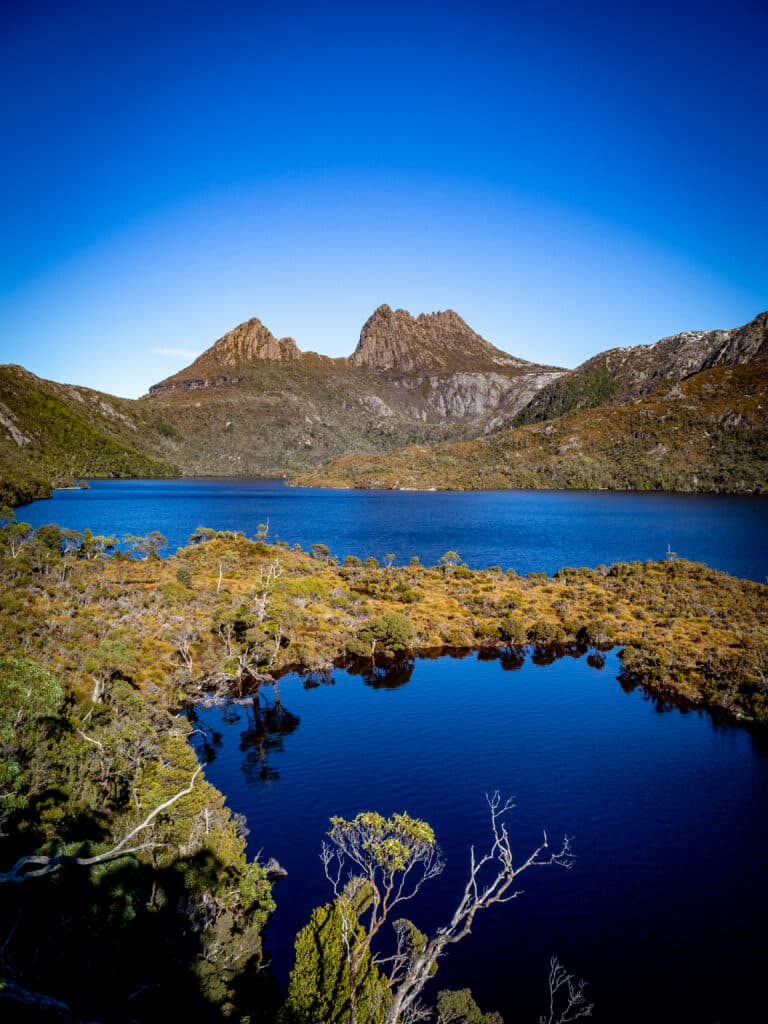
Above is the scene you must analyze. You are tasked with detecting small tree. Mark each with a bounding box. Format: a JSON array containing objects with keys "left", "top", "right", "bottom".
[
  {"left": 346, "top": 613, "right": 415, "bottom": 661},
  {"left": 440, "top": 550, "right": 461, "bottom": 570},
  {"left": 284, "top": 894, "right": 390, "bottom": 1024},
  {"left": 123, "top": 531, "right": 168, "bottom": 559}
]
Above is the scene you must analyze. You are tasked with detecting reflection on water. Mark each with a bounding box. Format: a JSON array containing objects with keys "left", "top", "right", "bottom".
[{"left": 190, "top": 680, "right": 300, "bottom": 784}]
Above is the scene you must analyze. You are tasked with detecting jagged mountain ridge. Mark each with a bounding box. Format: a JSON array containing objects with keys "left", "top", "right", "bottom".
[
  {"left": 1, "top": 306, "right": 766, "bottom": 505},
  {"left": 349, "top": 305, "right": 529, "bottom": 371},
  {"left": 149, "top": 303, "right": 545, "bottom": 393},
  {"left": 512, "top": 312, "right": 767, "bottom": 428},
  {"left": 141, "top": 305, "right": 566, "bottom": 475}
]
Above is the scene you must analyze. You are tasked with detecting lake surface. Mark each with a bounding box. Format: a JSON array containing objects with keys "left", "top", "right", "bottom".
[
  {"left": 189, "top": 650, "right": 768, "bottom": 1023},
  {"left": 19, "top": 478, "right": 768, "bottom": 580}
]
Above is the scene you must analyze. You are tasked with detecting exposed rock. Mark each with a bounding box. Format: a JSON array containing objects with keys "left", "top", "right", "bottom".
[
  {"left": 511, "top": 319, "right": 756, "bottom": 426},
  {"left": 150, "top": 317, "right": 300, "bottom": 393},
  {"left": 263, "top": 857, "right": 288, "bottom": 880},
  {"left": 0, "top": 401, "right": 32, "bottom": 447},
  {"left": 704, "top": 310, "right": 768, "bottom": 368},
  {"left": 349, "top": 304, "right": 527, "bottom": 372}
]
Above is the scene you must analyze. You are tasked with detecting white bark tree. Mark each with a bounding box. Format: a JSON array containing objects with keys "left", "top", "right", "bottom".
[{"left": 320, "top": 793, "right": 575, "bottom": 1024}]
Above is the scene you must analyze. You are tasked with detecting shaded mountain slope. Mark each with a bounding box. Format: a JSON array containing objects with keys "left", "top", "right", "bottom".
[
  {"left": 0, "top": 365, "right": 180, "bottom": 507},
  {"left": 295, "top": 365, "right": 768, "bottom": 493}
]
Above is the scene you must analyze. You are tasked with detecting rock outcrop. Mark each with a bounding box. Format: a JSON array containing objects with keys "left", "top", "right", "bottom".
[
  {"left": 513, "top": 312, "right": 766, "bottom": 427},
  {"left": 704, "top": 310, "right": 768, "bottom": 368},
  {"left": 349, "top": 305, "right": 526, "bottom": 372},
  {"left": 150, "top": 318, "right": 301, "bottom": 394}
]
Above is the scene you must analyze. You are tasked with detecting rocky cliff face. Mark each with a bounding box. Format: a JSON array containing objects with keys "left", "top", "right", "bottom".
[
  {"left": 349, "top": 305, "right": 526, "bottom": 372},
  {"left": 513, "top": 312, "right": 765, "bottom": 427},
  {"left": 704, "top": 310, "right": 768, "bottom": 368}
]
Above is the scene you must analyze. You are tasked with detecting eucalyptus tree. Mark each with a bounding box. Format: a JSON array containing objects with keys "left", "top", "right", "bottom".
[{"left": 288, "top": 796, "right": 575, "bottom": 1024}]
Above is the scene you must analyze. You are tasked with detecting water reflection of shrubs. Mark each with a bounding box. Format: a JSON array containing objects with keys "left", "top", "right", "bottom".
[
  {"left": 347, "top": 656, "right": 416, "bottom": 689},
  {"left": 238, "top": 684, "right": 301, "bottom": 784}
]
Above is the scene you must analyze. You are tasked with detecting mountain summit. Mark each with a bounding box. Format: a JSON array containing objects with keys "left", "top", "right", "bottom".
[
  {"left": 150, "top": 305, "right": 533, "bottom": 395},
  {"left": 150, "top": 317, "right": 301, "bottom": 393},
  {"left": 349, "top": 305, "right": 526, "bottom": 372}
]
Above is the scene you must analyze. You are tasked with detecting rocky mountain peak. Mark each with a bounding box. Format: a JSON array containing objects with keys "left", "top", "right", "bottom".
[
  {"left": 349, "top": 305, "right": 527, "bottom": 372},
  {"left": 704, "top": 310, "right": 768, "bottom": 368},
  {"left": 148, "top": 317, "right": 301, "bottom": 394},
  {"left": 199, "top": 317, "right": 301, "bottom": 368}
]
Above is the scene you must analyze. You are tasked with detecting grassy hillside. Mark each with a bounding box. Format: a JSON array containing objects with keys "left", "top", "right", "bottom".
[
  {"left": 0, "top": 365, "right": 180, "bottom": 506},
  {"left": 296, "top": 365, "right": 768, "bottom": 493}
]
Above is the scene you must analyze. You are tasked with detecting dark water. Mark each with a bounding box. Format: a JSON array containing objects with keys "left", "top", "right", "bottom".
[
  {"left": 190, "top": 651, "right": 768, "bottom": 1023},
  {"left": 19, "top": 478, "right": 768, "bottom": 579}
]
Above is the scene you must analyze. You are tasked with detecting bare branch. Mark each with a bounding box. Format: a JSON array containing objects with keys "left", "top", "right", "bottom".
[
  {"left": 0, "top": 766, "right": 202, "bottom": 883},
  {"left": 538, "top": 957, "right": 593, "bottom": 1023}
]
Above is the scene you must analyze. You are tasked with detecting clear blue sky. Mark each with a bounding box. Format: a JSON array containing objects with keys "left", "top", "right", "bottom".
[{"left": 1, "top": 0, "right": 766, "bottom": 397}]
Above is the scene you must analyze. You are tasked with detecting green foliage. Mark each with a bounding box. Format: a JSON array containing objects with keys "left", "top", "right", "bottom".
[
  {"left": 436, "top": 988, "right": 504, "bottom": 1024},
  {"left": 176, "top": 564, "right": 193, "bottom": 588},
  {"left": 0, "top": 656, "right": 63, "bottom": 824},
  {"left": 283, "top": 898, "right": 390, "bottom": 1024},
  {"left": 527, "top": 620, "right": 566, "bottom": 643},
  {"left": 346, "top": 612, "right": 416, "bottom": 660},
  {"left": 497, "top": 615, "right": 527, "bottom": 643},
  {"left": 329, "top": 811, "right": 436, "bottom": 874},
  {"left": 123, "top": 531, "right": 168, "bottom": 558}
]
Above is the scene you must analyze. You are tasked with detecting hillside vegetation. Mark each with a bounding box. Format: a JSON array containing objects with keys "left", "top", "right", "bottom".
[
  {"left": 297, "top": 365, "right": 768, "bottom": 493},
  {"left": 0, "top": 365, "right": 179, "bottom": 506}
]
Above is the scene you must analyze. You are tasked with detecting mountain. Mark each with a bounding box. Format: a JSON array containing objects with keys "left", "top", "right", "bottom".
[
  {"left": 512, "top": 311, "right": 767, "bottom": 428},
  {"left": 140, "top": 306, "right": 565, "bottom": 475},
  {"left": 349, "top": 304, "right": 528, "bottom": 371},
  {"left": 149, "top": 318, "right": 304, "bottom": 394},
  {"left": 1, "top": 307, "right": 562, "bottom": 504},
  {"left": 2, "top": 306, "right": 766, "bottom": 506},
  {"left": 295, "top": 364, "right": 768, "bottom": 493}
]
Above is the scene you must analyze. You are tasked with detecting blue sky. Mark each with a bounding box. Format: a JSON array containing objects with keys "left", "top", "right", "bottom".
[{"left": 1, "top": 0, "right": 766, "bottom": 397}]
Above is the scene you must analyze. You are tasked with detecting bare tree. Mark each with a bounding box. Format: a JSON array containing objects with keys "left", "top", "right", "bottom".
[
  {"left": 538, "top": 957, "right": 593, "bottom": 1023},
  {"left": 250, "top": 557, "right": 283, "bottom": 623}
]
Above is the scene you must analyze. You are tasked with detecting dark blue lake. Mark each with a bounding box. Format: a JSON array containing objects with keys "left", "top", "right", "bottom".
[
  {"left": 19, "top": 478, "right": 768, "bottom": 580},
  {"left": 190, "top": 650, "right": 768, "bottom": 1023}
]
